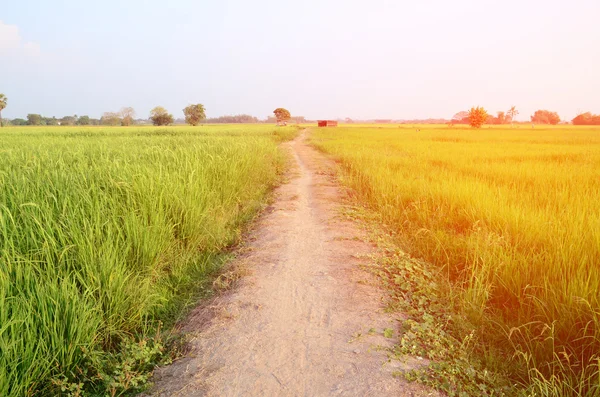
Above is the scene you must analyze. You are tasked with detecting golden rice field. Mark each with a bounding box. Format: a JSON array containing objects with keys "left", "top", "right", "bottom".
[
  {"left": 0, "top": 125, "right": 297, "bottom": 396},
  {"left": 311, "top": 124, "right": 600, "bottom": 395}
]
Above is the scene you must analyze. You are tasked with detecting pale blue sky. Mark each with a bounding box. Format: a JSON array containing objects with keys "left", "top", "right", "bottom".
[{"left": 1, "top": 0, "right": 598, "bottom": 121}]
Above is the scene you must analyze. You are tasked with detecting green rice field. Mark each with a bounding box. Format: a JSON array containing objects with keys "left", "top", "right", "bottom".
[{"left": 0, "top": 125, "right": 297, "bottom": 396}]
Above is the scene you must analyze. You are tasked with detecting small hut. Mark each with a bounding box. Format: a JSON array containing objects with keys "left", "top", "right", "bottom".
[{"left": 317, "top": 120, "right": 338, "bottom": 127}]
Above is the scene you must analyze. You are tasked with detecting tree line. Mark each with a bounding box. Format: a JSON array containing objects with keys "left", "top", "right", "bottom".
[
  {"left": 0, "top": 105, "right": 206, "bottom": 127},
  {"left": 452, "top": 106, "right": 600, "bottom": 128},
  {"left": 3, "top": 92, "right": 600, "bottom": 128},
  {"left": 0, "top": 96, "right": 297, "bottom": 127}
]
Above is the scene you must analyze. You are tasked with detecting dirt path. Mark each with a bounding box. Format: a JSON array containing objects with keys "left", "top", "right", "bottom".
[{"left": 148, "top": 133, "right": 436, "bottom": 397}]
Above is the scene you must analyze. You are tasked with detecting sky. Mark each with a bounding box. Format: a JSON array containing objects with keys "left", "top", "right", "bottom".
[{"left": 1, "top": 0, "right": 599, "bottom": 121}]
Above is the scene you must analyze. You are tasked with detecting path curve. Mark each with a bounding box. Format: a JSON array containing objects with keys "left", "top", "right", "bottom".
[{"left": 148, "top": 132, "right": 436, "bottom": 397}]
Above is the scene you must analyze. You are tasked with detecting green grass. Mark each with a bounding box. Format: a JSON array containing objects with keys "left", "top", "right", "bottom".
[
  {"left": 0, "top": 125, "right": 297, "bottom": 396},
  {"left": 311, "top": 124, "right": 600, "bottom": 395}
]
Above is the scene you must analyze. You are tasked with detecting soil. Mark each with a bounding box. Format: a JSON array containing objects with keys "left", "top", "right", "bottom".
[{"left": 146, "top": 132, "right": 439, "bottom": 396}]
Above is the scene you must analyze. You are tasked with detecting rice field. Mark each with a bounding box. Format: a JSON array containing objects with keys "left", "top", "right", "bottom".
[
  {"left": 311, "top": 124, "right": 600, "bottom": 394},
  {"left": 0, "top": 125, "right": 297, "bottom": 396}
]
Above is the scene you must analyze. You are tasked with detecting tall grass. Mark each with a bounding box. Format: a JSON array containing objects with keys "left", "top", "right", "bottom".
[
  {"left": 0, "top": 125, "right": 296, "bottom": 396},
  {"left": 311, "top": 125, "right": 600, "bottom": 395}
]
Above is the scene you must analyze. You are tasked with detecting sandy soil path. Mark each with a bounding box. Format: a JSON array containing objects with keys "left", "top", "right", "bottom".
[{"left": 148, "top": 132, "right": 436, "bottom": 397}]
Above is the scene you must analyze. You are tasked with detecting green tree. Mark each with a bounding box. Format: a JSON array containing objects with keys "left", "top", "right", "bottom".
[
  {"left": 27, "top": 114, "right": 43, "bottom": 125},
  {"left": 45, "top": 117, "right": 59, "bottom": 126},
  {"left": 120, "top": 107, "right": 136, "bottom": 126},
  {"left": 150, "top": 106, "right": 174, "bottom": 126},
  {"left": 468, "top": 106, "right": 488, "bottom": 128},
  {"left": 204, "top": 114, "right": 259, "bottom": 123},
  {"left": 183, "top": 104, "right": 206, "bottom": 126},
  {"left": 60, "top": 116, "right": 77, "bottom": 126},
  {"left": 0, "top": 94, "right": 7, "bottom": 127},
  {"left": 78, "top": 115, "right": 90, "bottom": 125},
  {"left": 12, "top": 118, "right": 27, "bottom": 126},
  {"left": 273, "top": 108, "right": 291, "bottom": 125}
]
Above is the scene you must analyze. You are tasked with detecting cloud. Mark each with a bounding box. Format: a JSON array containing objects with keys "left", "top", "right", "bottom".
[{"left": 0, "top": 20, "right": 41, "bottom": 57}]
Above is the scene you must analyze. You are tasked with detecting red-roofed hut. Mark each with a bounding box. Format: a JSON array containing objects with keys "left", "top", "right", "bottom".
[{"left": 317, "top": 120, "right": 338, "bottom": 127}]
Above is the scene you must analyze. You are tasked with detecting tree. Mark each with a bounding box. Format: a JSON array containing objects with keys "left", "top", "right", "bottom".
[
  {"left": 0, "top": 94, "right": 7, "bottom": 127},
  {"left": 12, "top": 118, "right": 27, "bottom": 126},
  {"left": 27, "top": 114, "right": 43, "bottom": 125},
  {"left": 507, "top": 106, "right": 519, "bottom": 128},
  {"left": 150, "top": 106, "right": 174, "bottom": 126},
  {"left": 531, "top": 110, "right": 560, "bottom": 125},
  {"left": 449, "top": 111, "right": 469, "bottom": 126},
  {"left": 496, "top": 111, "right": 507, "bottom": 124},
  {"left": 101, "top": 112, "right": 121, "bottom": 126},
  {"left": 78, "top": 115, "right": 90, "bottom": 125},
  {"left": 205, "top": 114, "right": 259, "bottom": 123},
  {"left": 60, "top": 116, "right": 77, "bottom": 126},
  {"left": 45, "top": 117, "right": 59, "bottom": 126},
  {"left": 120, "top": 107, "right": 136, "bottom": 126},
  {"left": 273, "top": 108, "right": 291, "bottom": 125},
  {"left": 468, "top": 107, "right": 488, "bottom": 128},
  {"left": 183, "top": 104, "right": 206, "bottom": 126},
  {"left": 571, "top": 112, "right": 600, "bottom": 126}
]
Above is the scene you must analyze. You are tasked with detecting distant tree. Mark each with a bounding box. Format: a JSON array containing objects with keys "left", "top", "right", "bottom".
[
  {"left": 0, "top": 93, "right": 7, "bottom": 127},
  {"left": 468, "top": 107, "right": 488, "bottom": 128},
  {"left": 345, "top": 118, "right": 354, "bottom": 124},
  {"left": 183, "top": 104, "right": 207, "bottom": 126},
  {"left": 27, "top": 114, "right": 43, "bottom": 125},
  {"left": 101, "top": 112, "right": 121, "bottom": 126},
  {"left": 90, "top": 118, "right": 101, "bottom": 126},
  {"left": 60, "top": 116, "right": 77, "bottom": 126},
  {"left": 120, "top": 107, "right": 136, "bottom": 126},
  {"left": 150, "top": 106, "right": 174, "bottom": 126},
  {"left": 571, "top": 113, "right": 589, "bottom": 125},
  {"left": 531, "top": 110, "right": 560, "bottom": 125},
  {"left": 78, "top": 115, "right": 90, "bottom": 125},
  {"left": 273, "top": 108, "right": 291, "bottom": 125},
  {"left": 45, "top": 117, "right": 59, "bottom": 126},
  {"left": 497, "top": 111, "right": 507, "bottom": 124},
  {"left": 12, "top": 118, "right": 27, "bottom": 126},
  {"left": 449, "top": 111, "right": 469, "bottom": 126},
  {"left": 507, "top": 106, "right": 518, "bottom": 127},
  {"left": 291, "top": 116, "right": 307, "bottom": 123},
  {"left": 571, "top": 112, "right": 600, "bottom": 126},
  {"left": 204, "top": 114, "right": 259, "bottom": 123}
]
